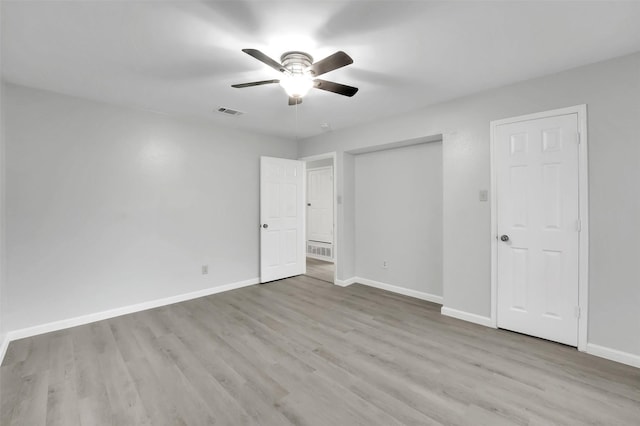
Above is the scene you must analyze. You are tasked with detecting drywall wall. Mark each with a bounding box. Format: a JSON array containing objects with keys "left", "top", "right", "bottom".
[
  {"left": 3, "top": 83, "right": 297, "bottom": 331},
  {"left": 306, "top": 158, "right": 333, "bottom": 169},
  {"left": 355, "top": 142, "right": 442, "bottom": 297},
  {"left": 298, "top": 52, "right": 640, "bottom": 358},
  {"left": 0, "top": 81, "right": 5, "bottom": 344},
  {"left": 338, "top": 152, "right": 356, "bottom": 281},
  {"left": 0, "top": 2, "right": 6, "bottom": 349}
]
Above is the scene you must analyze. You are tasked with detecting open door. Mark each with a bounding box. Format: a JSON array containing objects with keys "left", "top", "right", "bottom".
[{"left": 260, "top": 156, "right": 305, "bottom": 283}]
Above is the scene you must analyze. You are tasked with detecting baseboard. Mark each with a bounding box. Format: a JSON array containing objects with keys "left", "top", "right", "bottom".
[
  {"left": 334, "top": 277, "right": 356, "bottom": 287},
  {"left": 354, "top": 277, "right": 443, "bottom": 304},
  {"left": 441, "top": 306, "right": 494, "bottom": 328},
  {"left": 4, "top": 279, "right": 638, "bottom": 371},
  {"left": 4, "top": 278, "right": 259, "bottom": 345},
  {"left": 439, "top": 310, "right": 639, "bottom": 368},
  {"left": 0, "top": 333, "right": 9, "bottom": 366},
  {"left": 586, "top": 343, "right": 640, "bottom": 369}
]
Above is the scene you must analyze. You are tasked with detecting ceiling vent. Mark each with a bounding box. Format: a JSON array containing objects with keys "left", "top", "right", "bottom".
[{"left": 216, "top": 107, "right": 244, "bottom": 116}]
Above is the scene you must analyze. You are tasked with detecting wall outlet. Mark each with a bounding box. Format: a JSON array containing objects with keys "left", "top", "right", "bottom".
[
  {"left": 202, "top": 265, "right": 208, "bottom": 275},
  {"left": 382, "top": 260, "right": 389, "bottom": 269}
]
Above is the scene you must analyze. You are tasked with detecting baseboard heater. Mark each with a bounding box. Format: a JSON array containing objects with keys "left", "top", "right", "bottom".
[{"left": 307, "top": 240, "right": 333, "bottom": 261}]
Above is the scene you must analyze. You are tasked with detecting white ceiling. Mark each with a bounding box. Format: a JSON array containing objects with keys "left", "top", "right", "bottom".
[{"left": 2, "top": 1, "right": 640, "bottom": 139}]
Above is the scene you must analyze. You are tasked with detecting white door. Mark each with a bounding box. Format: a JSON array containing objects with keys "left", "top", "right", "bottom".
[
  {"left": 260, "top": 156, "right": 305, "bottom": 283},
  {"left": 307, "top": 166, "right": 334, "bottom": 244},
  {"left": 495, "top": 113, "right": 580, "bottom": 346}
]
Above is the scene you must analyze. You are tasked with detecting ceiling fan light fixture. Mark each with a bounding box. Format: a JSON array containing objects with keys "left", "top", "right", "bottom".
[
  {"left": 233, "top": 49, "right": 357, "bottom": 104},
  {"left": 279, "top": 74, "right": 314, "bottom": 98}
]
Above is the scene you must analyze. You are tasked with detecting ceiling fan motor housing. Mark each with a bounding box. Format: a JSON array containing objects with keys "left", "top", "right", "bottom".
[{"left": 280, "top": 51, "right": 314, "bottom": 75}]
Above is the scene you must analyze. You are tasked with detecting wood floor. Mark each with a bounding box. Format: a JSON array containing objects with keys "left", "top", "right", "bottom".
[
  {"left": 305, "top": 257, "right": 335, "bottom": 283},
  {"left": 2, "top": 276, "right": 639, "bottom": 425}
]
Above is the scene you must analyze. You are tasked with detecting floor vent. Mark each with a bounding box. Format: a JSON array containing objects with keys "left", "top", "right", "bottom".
[
  {"left": 307, "top": 241, "right": 332, "bottom": 260},
  {"left": 217, "top": 107, "right": 244, "bottom": 116}
]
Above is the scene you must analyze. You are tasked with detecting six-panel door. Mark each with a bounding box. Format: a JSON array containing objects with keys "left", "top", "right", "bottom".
[
  {"left": 260, "top": 157, "right": 305, "bottom": 283},
  {"left": 307, "top": 166, "right": 334, "bottom": 245},
  {"left": 495, "top": 114, "right": 580, "bottom": 346}
]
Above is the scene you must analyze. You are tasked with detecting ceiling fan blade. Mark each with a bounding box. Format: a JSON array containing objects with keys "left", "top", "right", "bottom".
[
  {"left": 306, "top": 51, "right": 353, "bottom": 77},
  {"left": 242, "top": 49, "right": 288, "bottom": 74},
  {"left": 288, "top": 97, "right": 303, "bottom": 106},
  {"left": 313, "top": 79, "right": 359, "bottom": 97},
  {"left": 231, "top": 79, "right": 280, "bottom": 88}
]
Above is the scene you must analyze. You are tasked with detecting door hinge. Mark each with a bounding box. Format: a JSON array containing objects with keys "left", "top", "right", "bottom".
[
  {"left": 576, "top": 219, "right": 582, "bottom": 232},
  {"left": 575, "top": 306, "right": 581, "bottom": 319},
  {"left": 577, "top": 132, "right": 581, "bottom": 144}
]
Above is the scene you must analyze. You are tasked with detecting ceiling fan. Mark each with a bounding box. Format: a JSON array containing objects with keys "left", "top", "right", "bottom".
[{"left": 232, "top": 49, "right": 359, "bottom": 105}]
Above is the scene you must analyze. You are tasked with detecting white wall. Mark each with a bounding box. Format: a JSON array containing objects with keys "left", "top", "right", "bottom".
[
  {"left": 0, "top": 1, "right": 6, "bottom": 348},
  {"left": 3, "top": 83, "right": 297, "bottom": 331},
  {"left": 339, "top": 152, "right": 356, "bottom": 280},
  {"left": 306, "top": 158, "right": 333, "bottom": 169},
  {"left": 299, "top": 52, "right": 640, "bottom": 359},
  {"left": 355, "top": 142, "right": 442, "bottom": 297},
  {"left": 0, "top": 84, "right": 5, "bottom": 343}
]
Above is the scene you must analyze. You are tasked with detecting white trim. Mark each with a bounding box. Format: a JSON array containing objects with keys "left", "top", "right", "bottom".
[
  {"left": 576, "top": 107, "right": 589, "bottom": 352},
  {"left": 299, "top": 152, "right": 338, "bottom": 285},
  {"left": 345, "top": 134, "right": 442, "bottom": 155},
  {"left": 3, "top": 278, "right": 637, "bottom": 370},
  {"left": 354, "top": 277, "right": 443, "bottom": 304},
  {"left": 306, "top": 165, "right": 333, "bottom": 173},
  {"left": 3, "top": 278, "right": 258, "bottom": 344},
  {"left": 441, "top": 306, "right": 494, "bottom": 328},
  {"left": 586, "top": 343, "right": 640, "bottom": 369},
  {"left": 490, "top": 104, "right": 589, "bottom": 351},
  {"left": 0, "top": 333, "right": 9, "bottom": 365},
  {"left": 299, "top": 153, "right": 337, "bottom": 163},
  {"left": 302, "top": 160, "right": 307, "bottom": 277},
  {"left": 490, "top": 119, "right": 498, "bottom": 329},
  {"left": 334, "top": 277, "right": 356, "bottom": 287}
]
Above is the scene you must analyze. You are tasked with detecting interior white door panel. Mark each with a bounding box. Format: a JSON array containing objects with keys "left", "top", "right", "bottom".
[
  {"left": 496, "top": 113, "right": 580, "bottom": 346},
  {"left": 260, "top": 157, "right": 305, "bottom": 283}
]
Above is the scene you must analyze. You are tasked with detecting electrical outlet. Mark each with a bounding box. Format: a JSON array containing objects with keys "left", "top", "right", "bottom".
[
  {"left": 202, "top": 265, "right": 208, "bottom": 275},
  {"left": 382, "top": 260, "right": 388, "bottom": 269}
]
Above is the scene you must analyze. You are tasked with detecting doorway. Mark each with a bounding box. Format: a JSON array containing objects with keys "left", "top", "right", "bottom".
[
  {"left": 490, "top": 105, "right": 589, "bottom": 349},
  {"left": 301, "top": 153, "right": 337, "bottom": 284}
]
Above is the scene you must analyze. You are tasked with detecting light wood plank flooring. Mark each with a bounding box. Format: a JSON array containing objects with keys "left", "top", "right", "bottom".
[
  {"left": 1, "top": 275, "right": 639, "bottom": 425},
  {"left": 305, "top": 257, "right": 335, "bottom": 283}
]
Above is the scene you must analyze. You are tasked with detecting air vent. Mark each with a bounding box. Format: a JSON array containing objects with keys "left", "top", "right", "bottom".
[
  {"left": 217, "top": 107, "right": 244, "bottom": 116},
  {"left": 307, "top": 241, "right": 333, "bottom": 261}
]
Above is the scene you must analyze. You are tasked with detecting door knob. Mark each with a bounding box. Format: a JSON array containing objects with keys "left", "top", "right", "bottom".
[
  {"left": 262, "top": 224, "right": 269, "bottom": 229},
  {"left": 500, "top": 235, "right": 509, "bottom": 242}
]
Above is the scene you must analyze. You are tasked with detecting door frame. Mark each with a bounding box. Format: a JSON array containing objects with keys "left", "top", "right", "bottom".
[
  {"left": 489, "top": 105, "right": 589, "bottom": 351},
  {"left": 299, "top": 152, "right": 338, "bottom": 284}
]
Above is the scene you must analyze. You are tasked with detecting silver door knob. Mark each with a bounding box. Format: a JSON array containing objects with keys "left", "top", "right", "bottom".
[
  {"left": 262, "top": 224, "right": 269, "bottom": 229},
  {"left": 500, "top": 235, "right": 509, "bottom": 242}
]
